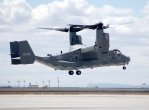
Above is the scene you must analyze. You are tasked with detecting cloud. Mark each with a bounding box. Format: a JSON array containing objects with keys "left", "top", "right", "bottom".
[
  {"left": 1, "top": 0, "right": 148, "bottom": 54},
  {"left": 31, "top": 0, "right": 95, "bottom": 26},
  {"left": 0, "top": 0, "right": 149, "bottom": 86},
  {"left": 98, "top": 5, "right": 133, "bottom": 16},
  {"left": 0, "top": 0, "right": 32, "bottom": 25},
  {"left": 31, "top": 0, "right": 135, "bottom": 26},
  {"left": 0, "top": 0, "right": 136, "bottom": 31},
  {"left": 142, "top": 1, "right": 149, "bottom": 20}
]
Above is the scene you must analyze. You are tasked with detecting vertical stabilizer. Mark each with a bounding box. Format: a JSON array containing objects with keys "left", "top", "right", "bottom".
[{"left": 10, "top": 41, "right": 35, "bottom": 64}]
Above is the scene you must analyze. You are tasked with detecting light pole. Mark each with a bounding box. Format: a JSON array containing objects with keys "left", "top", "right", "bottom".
[
  {"left": 23, "top": 81, "right": 26, "bottom": 88},
  {"left": 48, "top": 80, "right": 51, "bottom": 88},
  {"left": 18, "top": 80, "right": 20, "bottom": 88},
  {"left": 42, "top": 81, "right": 44, "bottom": 87},
  {"left": 8, "top": 81, "right": 10, "bottom": 87},
  {"left": 57, "top": 77, "right": 60, "bottom": 88},
  {"left": 36, "top": 81, "right": 38, "bottom": 85}
]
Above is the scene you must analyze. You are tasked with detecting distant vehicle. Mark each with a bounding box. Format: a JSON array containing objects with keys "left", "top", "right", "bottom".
[{"left": 10, "top": 22, "right": 130, "bottom": 75}]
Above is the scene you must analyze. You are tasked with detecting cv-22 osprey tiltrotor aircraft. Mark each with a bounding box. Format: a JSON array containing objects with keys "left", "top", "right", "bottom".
[{"left": 10, "top": 22, "right": 130, "bottom": 75}]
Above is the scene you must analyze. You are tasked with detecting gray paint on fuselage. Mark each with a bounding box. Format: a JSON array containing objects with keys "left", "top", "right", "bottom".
[{"left": 35, "top": 46, "right": 130, "bottom": 70}]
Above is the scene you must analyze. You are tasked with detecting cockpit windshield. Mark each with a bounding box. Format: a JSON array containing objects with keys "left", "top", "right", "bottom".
[{"left": 113, "top": 49, "right": 121, "bottom": 55}]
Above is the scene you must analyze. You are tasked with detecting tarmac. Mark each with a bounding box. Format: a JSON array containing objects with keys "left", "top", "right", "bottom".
[{"left": 0, "top": 94, "right": 149, "bottom": 110}]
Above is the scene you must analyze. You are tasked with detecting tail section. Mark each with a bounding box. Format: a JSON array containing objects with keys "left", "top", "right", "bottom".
[{"left": 10, "top": 40, "right": 35, "bottom": 65}]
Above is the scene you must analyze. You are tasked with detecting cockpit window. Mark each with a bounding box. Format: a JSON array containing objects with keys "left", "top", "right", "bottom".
[{"left": 113, "top": 49, "right": 121, "bottom": 55}]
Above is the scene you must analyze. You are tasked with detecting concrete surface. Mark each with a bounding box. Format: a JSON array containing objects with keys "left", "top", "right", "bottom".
[{"left": 0, "top": 94, "right": 149, "bottom": 110}]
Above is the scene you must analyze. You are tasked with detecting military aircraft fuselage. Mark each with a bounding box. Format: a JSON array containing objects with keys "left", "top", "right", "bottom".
[{"left": 36, "top": 45, "right": 130, "bottom": 71}]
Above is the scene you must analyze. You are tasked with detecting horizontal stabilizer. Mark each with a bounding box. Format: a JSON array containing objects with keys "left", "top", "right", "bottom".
[{"left": 11, "top": 59, "right": 21, "bottom": 65}]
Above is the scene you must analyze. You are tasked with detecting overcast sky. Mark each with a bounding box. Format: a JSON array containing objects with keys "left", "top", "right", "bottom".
[{"left": 0, "top": 0, "right": 149, "bottom": 87}]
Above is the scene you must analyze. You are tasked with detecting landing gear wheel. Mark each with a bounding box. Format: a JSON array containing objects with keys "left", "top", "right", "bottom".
[
  {"left": 68, "top": 71, "right": 74, "bottom": 75},
  {"left": 123, "top": 66, "right": 126, "bottom": 70},
  {"left": 76, "top": 70, "right": 81, "bottom": 75}
]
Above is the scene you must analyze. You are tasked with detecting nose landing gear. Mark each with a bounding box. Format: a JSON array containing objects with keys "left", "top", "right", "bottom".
[{"left": 123, "top": 66, "right": 126, "bottom": 70}]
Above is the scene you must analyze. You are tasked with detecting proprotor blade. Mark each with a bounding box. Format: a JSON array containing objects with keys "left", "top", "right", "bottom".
[
  {"left": 108, "top": 22, "right": 135, "bottom": 28},
  {"left": 37, "top": 27, "right": 69, "bottom": 32},
  {"left": 118, "top": 22, "right": 135, "bottom": 25}
]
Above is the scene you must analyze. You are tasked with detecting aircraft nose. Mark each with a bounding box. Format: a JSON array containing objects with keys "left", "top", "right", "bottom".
[
  {"left": 126, "top": 57, "right": 130, "bottom": 64},
  {"left": 127, "top": 57, "right": 130, "bottom": 62}
]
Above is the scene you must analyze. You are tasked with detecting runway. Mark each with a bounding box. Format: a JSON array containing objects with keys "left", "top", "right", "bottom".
[{"left": 0, "top": 95, "right": 149, "bottom": 110}]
